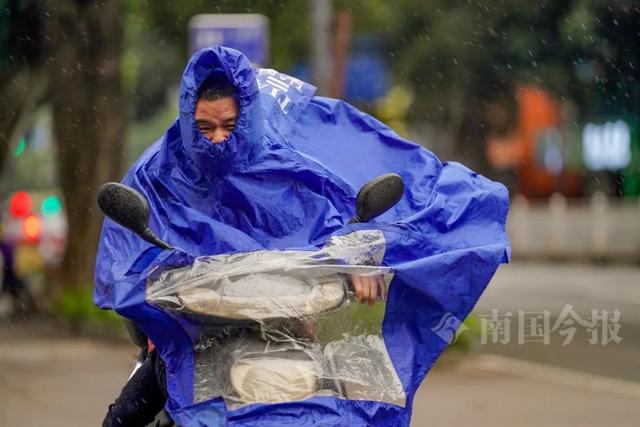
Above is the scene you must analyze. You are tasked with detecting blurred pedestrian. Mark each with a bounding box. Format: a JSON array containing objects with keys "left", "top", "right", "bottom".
[{"left": 0, "top": 226, "right": 32, "bottom": 313}]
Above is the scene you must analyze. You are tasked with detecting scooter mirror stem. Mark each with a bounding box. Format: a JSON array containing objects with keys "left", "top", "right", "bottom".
[
  {"left": 140, "top": 227, "right": 173, "bottom": 250},
  {"left": 349, "top": 173, "right": 404, "bottom": 224},
  {"left": 347, "top": 215, "right": 362, "bottom": 225},
  {"left": 97, "top": 182, "right": 173, "bottom": 250}
]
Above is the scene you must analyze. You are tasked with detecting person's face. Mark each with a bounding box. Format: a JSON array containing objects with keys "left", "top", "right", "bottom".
[{"left": 195, "top": 96, "right": 239, "bottom": 144}]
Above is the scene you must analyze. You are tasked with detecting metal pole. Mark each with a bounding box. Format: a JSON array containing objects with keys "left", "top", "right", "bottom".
[
  {"left": 329, "top": 9, "right": 352, "bottom": 99},
  {"left": 310, "top": 0, "right": 332, "bottom": 95}
]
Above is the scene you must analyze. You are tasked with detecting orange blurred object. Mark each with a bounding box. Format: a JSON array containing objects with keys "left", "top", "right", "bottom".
[
  {"left": 516, "top": 86, "right": 562, "bottom": 198},
  {"left": 486, "top": 85, "right": 583, "bottom": 198},
  {"left": 23, "top": 215, "right": 41, "bottom": 242}
]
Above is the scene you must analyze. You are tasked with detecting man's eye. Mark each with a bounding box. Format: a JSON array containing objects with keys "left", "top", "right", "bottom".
[{"left": 225, "top": 126, "right": 235, "bottom": 131}]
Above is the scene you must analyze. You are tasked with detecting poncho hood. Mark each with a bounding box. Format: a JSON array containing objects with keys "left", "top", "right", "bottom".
[{"left": 175, "top": 47, "right": 264, "bottom": 176}]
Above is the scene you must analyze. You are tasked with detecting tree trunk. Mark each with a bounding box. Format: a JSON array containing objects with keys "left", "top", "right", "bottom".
[
  {"left": 44, "top": 0, "right": 125, "bottom": 290},
  {"left": 454, "top": 100, "right": 491, "bottom": 176},
  {"left": 0, "top": 0, "right": 47, "bottom": 175},
  {"left": 0, "top": 69, "right": 47, "bottom": 174}
]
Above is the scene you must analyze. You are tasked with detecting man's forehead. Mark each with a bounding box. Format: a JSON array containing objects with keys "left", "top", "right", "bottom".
[{"left": 195, "top": 97, "right": 239, "bottom": 119}]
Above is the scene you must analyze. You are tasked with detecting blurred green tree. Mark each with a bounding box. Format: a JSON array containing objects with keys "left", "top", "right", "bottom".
[
  {"left": 378, "top": 0, "right": 640, "bottom": 172},
  {"left": 123, "top": 0, "right": 313, "bottom": 121},
  {"left": 0, "top": 0, "right": 47, "bottom": 172},
  {"left": 0, "top": 0, "right": 125, "bottom": 290},
  {"left": 43, "top": 0, "right": 126, "bottom": 289}
]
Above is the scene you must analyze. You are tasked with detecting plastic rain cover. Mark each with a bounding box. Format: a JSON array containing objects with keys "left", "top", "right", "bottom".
[
  {"left": 146, "top": 230, "right": 405, "bottom": 409},
  {"left": 94, "top": 46, "right": 511, "bottom": 426}
]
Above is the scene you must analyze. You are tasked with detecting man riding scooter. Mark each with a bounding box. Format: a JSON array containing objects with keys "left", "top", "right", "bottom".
[
  {"left": 95, "top": 46, "right": 510, "bottom": 426},
  {"left": 101, "top": 72, "right": 388, "bottom": 427}
]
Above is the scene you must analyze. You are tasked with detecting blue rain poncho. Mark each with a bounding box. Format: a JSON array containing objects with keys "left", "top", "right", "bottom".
[{"left": 94, "top": 46, "right": 510, "bottom": 426}]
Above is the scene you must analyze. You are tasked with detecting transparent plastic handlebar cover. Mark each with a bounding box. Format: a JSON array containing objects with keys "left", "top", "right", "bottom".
[{"left": 147, "top": 230, "right": 406, "bottom": 409}]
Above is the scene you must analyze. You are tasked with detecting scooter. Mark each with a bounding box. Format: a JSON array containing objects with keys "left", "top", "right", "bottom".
[{"left": 98, "top": 173, "right": 405, "bottom": 424}]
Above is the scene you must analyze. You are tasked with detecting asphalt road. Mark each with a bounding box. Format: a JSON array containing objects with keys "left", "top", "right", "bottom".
[
  {"left": 1, "top": 261, "right": 638, "bottom": 426},
  {"left": 3, "top": 322, "right": 639, "bottom": 427},
  {"left": 475, "top": 261, "right": 640, "bottom": 382}
]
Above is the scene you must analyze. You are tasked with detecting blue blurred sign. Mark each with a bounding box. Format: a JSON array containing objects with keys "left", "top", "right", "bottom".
[
  {"left": 345, "top": 52, "right": 389, "bottom": 103},
  {"left": 188, "top": 14, "right": 269, "bottom": 66},
  {"left": 290, "top": 54, "right": 390, "bottom": 104}
]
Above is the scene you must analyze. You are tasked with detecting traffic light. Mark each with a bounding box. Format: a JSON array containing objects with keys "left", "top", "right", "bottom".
[
  {"left": 6, "top": 192, "right": 63, "bottom": 244},
  {"left": 14, "top": 137, "right": 27, "bottom": 157},
  {"left": 41, "top": 195, "right": 62, "bottom": 217},
  {"left": 9, "top": 191, "right": 32, "bottom": 218},
  {"left": 23, "top": 214, "right": 41, "bottom": 242}
]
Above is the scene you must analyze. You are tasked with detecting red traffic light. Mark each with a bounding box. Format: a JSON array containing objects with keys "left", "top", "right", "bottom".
[{"left": 10, "top": 191, "right": 32, "bottom": 218}]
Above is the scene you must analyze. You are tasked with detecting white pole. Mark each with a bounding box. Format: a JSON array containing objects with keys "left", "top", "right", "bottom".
[
  {"left": 310, "top": 0, "right": 332, "bottom": 95},
  {"left": 548, "top": 192, "right": 567, "bottom": 258},
  {"left": 590, "top": 191, "right": 609, "bottom": 259}
]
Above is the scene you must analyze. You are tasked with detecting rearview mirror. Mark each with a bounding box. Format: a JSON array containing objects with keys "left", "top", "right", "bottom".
[
  {"left": 97, "top": 182, "right": 172, "bottom": 250},
  {"left": 349, "top": 173, "right": 404, "bottom": 224}
]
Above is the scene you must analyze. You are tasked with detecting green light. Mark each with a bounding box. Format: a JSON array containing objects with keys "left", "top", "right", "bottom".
[
  {"left": 14, "top": 138, "right": 26, "bottom": 157},
  {"left": 41, "top": 195, "right": 62, "bottom": 217}
]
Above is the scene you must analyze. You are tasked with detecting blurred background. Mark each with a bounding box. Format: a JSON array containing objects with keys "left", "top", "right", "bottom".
[{"left": 0, "top": 1, "right": 639, "bottom": 426}]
